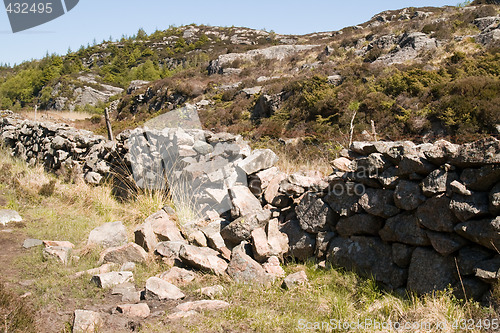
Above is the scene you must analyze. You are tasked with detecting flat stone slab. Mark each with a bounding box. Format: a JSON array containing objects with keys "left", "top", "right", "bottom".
[
  {"left": 23, "top": 238, "right": 43, "bottom": 248},
  {"left": 0, "top": 209, "right": 22, "bottom": 226},
  {"left": 145, "top": 277, "right": 185, "bottom": 300},
  {"left": 73, "top": 310, "right": 103, "bottom": 333}
]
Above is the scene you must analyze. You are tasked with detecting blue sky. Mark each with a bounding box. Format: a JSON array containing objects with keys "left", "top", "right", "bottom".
[{"left": 1, "top": 0, "right": 457, "bottom": 66}]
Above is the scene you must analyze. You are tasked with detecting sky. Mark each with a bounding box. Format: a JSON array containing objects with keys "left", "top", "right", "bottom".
[{"left": 0, "top": 0, "right": 457, "bottom": 66}]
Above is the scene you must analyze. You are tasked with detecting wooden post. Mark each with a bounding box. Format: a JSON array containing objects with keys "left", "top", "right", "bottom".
[
  {"left": 371, "top": 120, "right": 377, "bottom": 142},
  {"left": 34, "top": 105, "right": 38, "bottom": 122},
  {"left": 104, "top": 107, "right": 114, "bottom": 141}
]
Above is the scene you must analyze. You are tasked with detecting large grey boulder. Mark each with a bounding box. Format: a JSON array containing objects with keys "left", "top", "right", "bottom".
[
  {"left": 221, "top": 210, "right": 271, "bottom": 246},
  {"left": 226, "top": 242, "right": 272, "bottom": 285},
  {"left": 327, "top": 236, "right": 407, "bottom": 289},
  {"left": 379, "top": 212, "right": 430, "bottom": 246},
  {"left": 359, "top": 189, "right": 400, "bottom": 218},
  {"left": 407, "top": 248, "right": 458, "bottom": 295},
  {"left": 88, "top": 221, "right": 127, "bottom": 248},
  {"left": 449, "top": 192, "right": 490, "bottom": 222},
  {"left": 336, "top": 214, "right": 383, "bottom": 237},
  {"left": 454, "top": 216, "right": 500, "bottom": 251},
  {"left": 416, "top": 194, "right": 458, "bottom": 232},
  {"left": 179, "top": 244, "right": 228, "bottom": 276},
  {"left": 296, "top": 193, "right": 337, "bottom": 233},
  {"left": 237, "top": 149, "right": 278, "bottom": 175},
  {"left": 145, "top": 277, "right": 185, "bottom": 300},
  {"left": 393, "top": 180, "right": 426, "bottom": 210},
  {"left": 460, "top": 165, "right": 500, "bottom": 191},
  {"left": 279, "top": 219, "right": 316, "bottom": 261}
]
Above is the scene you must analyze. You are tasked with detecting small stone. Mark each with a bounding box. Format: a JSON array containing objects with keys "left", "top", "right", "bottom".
[
  {"left": 158, "top": 267, "right": 196, "bottom": 285},
  {"left": 145, "top": 277, "right": 185, "bottom": 300},
  {"left": 228, "top": 186, "right": 263, "bottom": 218},
  {"left": 91, "top": 271, "right": 134, "bottom": 289},
  {"left": 122, "top": 291, "right": 141, "bottom": 304},
  {"left": 111, "top": 282, "right": 136, "bottom": 295},
  {"left": 43, "top": 240, "right": 75, "bottom": 248},
  {"left": 196, "top": 285, "right": 224, "bottom": 298},
  {"left": 167, "top": 310, "right": 198, "bottom": 320},
  {"left": 282, "top": 271, "right": 308, "bottom": 289},
  {"left": 120, "top": 262, "right": 136, "bottom": 272},
  {"left": 116, "top": 303, "right": 150, "bottom": 318},
  {"left": 173, "top": 300, "right": 230, "bottom": 313},
  {"left": 450, "top": 180, "right": 471, "bottom": 196},
  {"left": 43, "top": 246, "right": 72, "bottom": 264},
  {"left": 262, "top": 256, "right": 285, "bottom": 278},
  {"left": 23, "top": 238, "right": 43, "bottom": 249},
  {"left": 73, "top": 310, "right": 102, "bottom": 333}
]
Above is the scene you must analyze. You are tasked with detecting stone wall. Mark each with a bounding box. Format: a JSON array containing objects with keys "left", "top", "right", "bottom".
[{"left": 1, "top": 110, "right": 499, "bottom": 301}]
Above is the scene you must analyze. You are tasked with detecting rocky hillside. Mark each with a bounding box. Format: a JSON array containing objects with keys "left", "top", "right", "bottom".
[{"left": 0, "top": 2, "right": 499, "bottom": 149}]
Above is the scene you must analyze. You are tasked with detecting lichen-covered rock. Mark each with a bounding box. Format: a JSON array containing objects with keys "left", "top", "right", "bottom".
[
  {"left": 393, "top": 180, "right": 426, "bottom": 210},
  {"left": 227, "top": 242, "right": 272, "bottom": 285},
  {"left": 407, "top": 248, "right": 458, "bottom": 295},
  {"left": 416, "top": 194, "right": 458, "bottom": 232},
  {"left": 221, "top": 210, "right": 271, "bottom": 246},
  {"left": 379, "top": 212, "right": 430, "bottom": 246},
  {"left": 279, "top": 219, "right": 316, "bottom": 261},
  {"left": 450, "top": 192, "right": 490, "bottom": 222},
  {"left": 454, "top": 216, "right": 500, "bottom": 251},
  {"left": 359, "top": 189, "right": 400, "bottom": 218},
  {"left": 327, "top": 236, "right": 406, "bottom": 289},
  {"left": 296, "top": 193, "right": 337, "bottom": 233},
  {"left": 336, "top": 214, "right": 383, "bottom": 237}
]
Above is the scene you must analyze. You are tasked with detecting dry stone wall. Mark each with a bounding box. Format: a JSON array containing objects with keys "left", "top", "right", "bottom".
[{"left": 1, "top": 110, "right": 499, "bottom": 301}]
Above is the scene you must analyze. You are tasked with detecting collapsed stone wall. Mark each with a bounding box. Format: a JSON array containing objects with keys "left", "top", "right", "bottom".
[{"left": 1, "top": 110, "right": 499, "bottom": 301}]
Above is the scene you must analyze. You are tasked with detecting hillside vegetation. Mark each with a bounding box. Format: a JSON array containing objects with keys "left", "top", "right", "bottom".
[{"left": 0, "top": 3, "right": 499, "bottom": 155}]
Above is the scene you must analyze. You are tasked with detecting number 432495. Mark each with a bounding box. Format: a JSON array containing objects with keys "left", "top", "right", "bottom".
[{"left": 5, "top": 2, "right": 53, "bottom": 14}]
